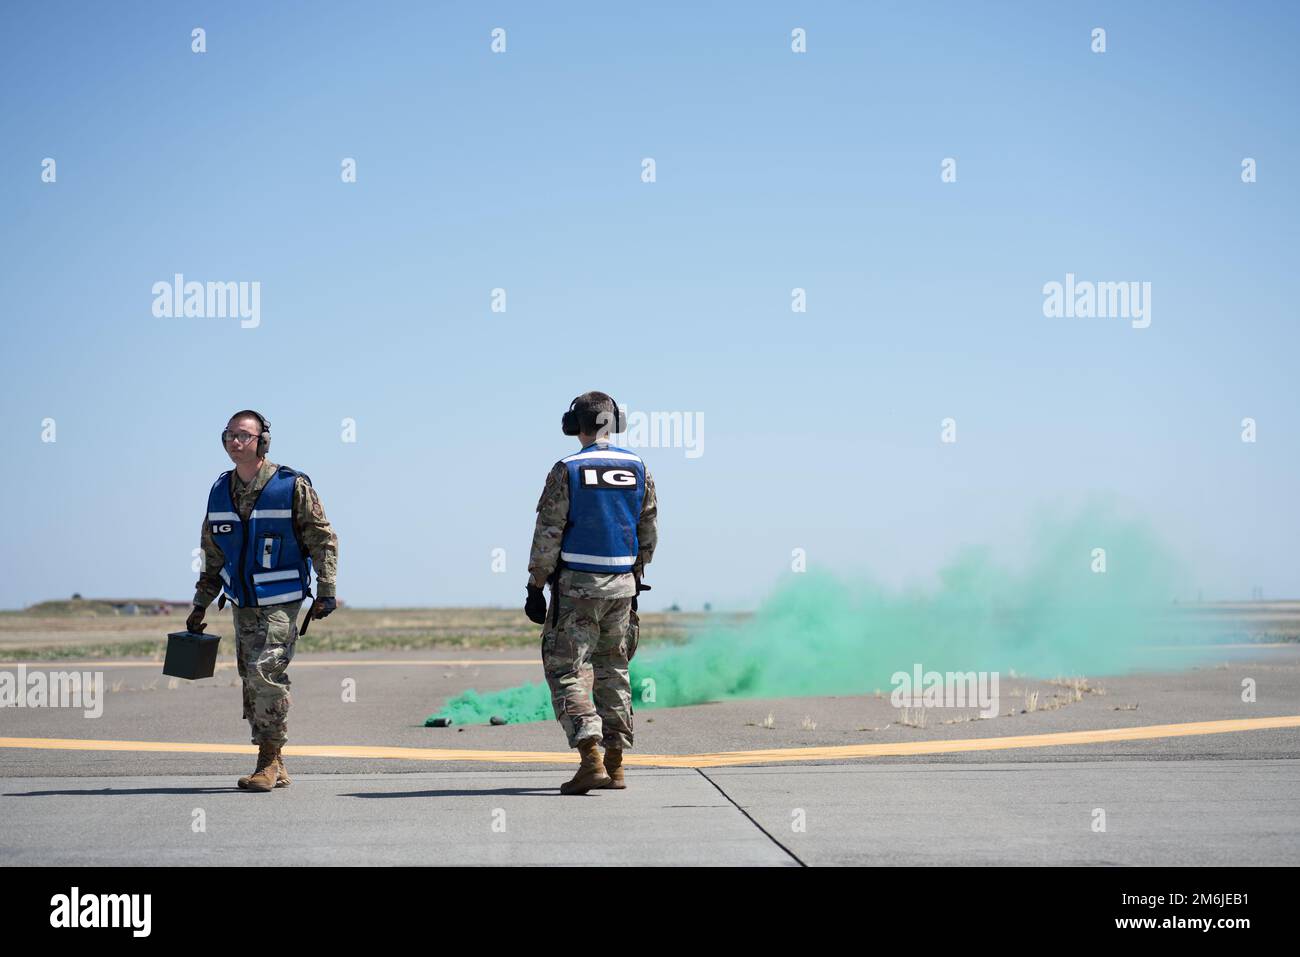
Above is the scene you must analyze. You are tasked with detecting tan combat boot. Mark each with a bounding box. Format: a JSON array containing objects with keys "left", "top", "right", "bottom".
[
  {"left": 275, "top": 751, "right": 292, "bottom": 788},
  {"left": 601, "top": 747, "right": 626, "bottom": 789},
  {"left": 237, "top": 742, "right": 279, "bottom": 792},
  {"left": 560, "top": 738, "right": 611, "bottom": 795}
]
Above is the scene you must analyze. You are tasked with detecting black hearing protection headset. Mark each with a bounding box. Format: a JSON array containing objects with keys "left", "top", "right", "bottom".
[
  {"left": 561, "top": 395, "right": 624, "bottom": 437},
  {"left": 224, "top": 409, "right": 272, "bottom": 456}
]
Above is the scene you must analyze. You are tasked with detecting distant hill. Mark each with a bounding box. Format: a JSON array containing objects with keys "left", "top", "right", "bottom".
[{"left": 25, "top": 598, "right": 189, "bottom": 617}]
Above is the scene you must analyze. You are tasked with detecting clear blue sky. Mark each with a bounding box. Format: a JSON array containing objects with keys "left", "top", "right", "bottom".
[{"left": 1, "top": 1, "right": 1296, "bottom": 610}]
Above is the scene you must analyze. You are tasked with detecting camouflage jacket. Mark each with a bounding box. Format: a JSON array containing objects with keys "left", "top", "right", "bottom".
[
  {"left": 193, "top": 459, "right": 338, "bottom": 607},
  {"left": 528, "top": 453, "right": 658, "bottom": 599}
]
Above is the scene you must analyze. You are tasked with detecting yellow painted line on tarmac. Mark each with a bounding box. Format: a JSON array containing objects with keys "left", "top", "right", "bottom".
[
  {"left": 0, "top": 659, "right": 537, "bottom": 669},
  {"left": 669, "top": 715, "right": 1300, "bottom": 768},
  {"left": 2, "top": 715, "right": 1298, "bottom": 769}
]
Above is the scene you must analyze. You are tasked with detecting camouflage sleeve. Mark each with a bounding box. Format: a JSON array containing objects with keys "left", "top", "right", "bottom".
[
  {"left": 634, "top": 468, "right": 658, "bottom": 577},
  {"left": 193, "top": 515, "right": 225, "bottom": 608},
  {"left": 293, "top": 477, "right": 338, "bottom": 598},
  {"left": 528, "top": 462, "right": 569, "bottom": 588}
]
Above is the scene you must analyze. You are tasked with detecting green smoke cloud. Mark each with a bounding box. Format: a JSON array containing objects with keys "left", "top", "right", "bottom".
[{"left": 426, "top": 505, "right": 1212, "bottom": 727}]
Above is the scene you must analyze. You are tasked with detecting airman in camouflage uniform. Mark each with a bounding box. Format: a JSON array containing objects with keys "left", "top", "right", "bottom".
[
  {"left": 187, "top": 411, "right": 338, "bottom": 792},
  {"left": 527, "top": 392, "right": 657, "bottom": 794}
]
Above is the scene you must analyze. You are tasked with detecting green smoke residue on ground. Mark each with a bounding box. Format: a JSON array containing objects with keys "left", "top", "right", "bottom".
[
  {"left": 426, "top": 505, "right": 1208, "bottom": 726},
  {"left": 431, "top": 682, "right": 554, "bottom": 726}
]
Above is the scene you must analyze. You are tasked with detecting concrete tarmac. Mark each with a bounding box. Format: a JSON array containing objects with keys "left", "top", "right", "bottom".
[{"left": 2, "top": 644, "right": 1298, "bottom": 865}]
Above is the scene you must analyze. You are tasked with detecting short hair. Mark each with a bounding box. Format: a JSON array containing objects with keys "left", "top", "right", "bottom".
[
  {"left": 572, "top": 391, "right": 617, "bottom": 434},
  {"left": 227, "top": 409, "right": 267, "bottom": 433}
]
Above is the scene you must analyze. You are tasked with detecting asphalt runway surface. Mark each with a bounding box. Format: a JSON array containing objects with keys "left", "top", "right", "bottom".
[{"left": 3, "top": 644, "right": 1299, "bottom": 865}]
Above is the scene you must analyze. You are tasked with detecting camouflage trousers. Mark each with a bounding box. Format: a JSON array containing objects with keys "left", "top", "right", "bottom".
[
  {"left": 541, "top": 593, "right": 634, "bottom": 750},
  {"left": 233, "top": 600, "right": 301, "bottom": 747}
]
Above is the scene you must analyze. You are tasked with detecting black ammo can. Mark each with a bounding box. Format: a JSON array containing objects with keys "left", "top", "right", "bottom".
[{"left": 163, "top": 631, "right": 221, "bottom": 680}]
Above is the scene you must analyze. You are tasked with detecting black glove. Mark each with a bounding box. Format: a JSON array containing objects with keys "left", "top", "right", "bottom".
[
  {"left": 186, "top": 604, "right": 207, "bottom": 634},
  {"left": 525, "top": 584, "right": 547, "bottom": 624},
  {"left": 632, "top": 580, "right": 651, "bottom": 612},
  {"left": 313, "top": 596, "right": 337, "bottom": 619}
]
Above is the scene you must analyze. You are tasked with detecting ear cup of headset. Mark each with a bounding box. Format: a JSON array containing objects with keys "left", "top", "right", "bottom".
[
  {"left": 248, "top": 410, "right": 271, "bottom": 456},
  {"left": 561, "top": 401, "right": 580, "bottom": 436}
]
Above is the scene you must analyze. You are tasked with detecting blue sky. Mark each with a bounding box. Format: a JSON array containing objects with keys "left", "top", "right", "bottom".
[{"left": 1, "top": 1, "right": 1296, "bottom": 609}]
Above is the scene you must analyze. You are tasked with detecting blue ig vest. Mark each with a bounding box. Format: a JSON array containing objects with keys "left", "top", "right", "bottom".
[
  {"left": 206, "top": 466, "right": 312, "bottom": 607},
  {"left": 559, "top": 444, "right": 646, "bottom": 574}
]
